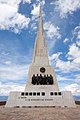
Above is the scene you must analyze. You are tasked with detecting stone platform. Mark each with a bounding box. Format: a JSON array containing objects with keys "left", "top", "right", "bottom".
[{"left": 5, "top": 91, "right": 76, "bottom": 108}]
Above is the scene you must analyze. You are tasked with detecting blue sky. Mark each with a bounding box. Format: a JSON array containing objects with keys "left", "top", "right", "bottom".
[{"left": 0, "top": 0, "right": 80, "bottom": 97}]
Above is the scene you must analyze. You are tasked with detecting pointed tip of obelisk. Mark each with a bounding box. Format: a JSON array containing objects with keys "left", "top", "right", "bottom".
[
  {"left": 39, "top": 0, "right": 42, "bottom": 15},
  {"left": 39, "top": 3, "right": 42, "bottom": 18}
]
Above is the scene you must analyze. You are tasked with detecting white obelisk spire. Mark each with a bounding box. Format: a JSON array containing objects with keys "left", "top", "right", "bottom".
[{"left": 32, "top": 6, "right": 49, "bottom": 66}]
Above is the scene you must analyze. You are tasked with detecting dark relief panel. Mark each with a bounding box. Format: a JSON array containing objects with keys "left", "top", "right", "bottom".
[{"left": 32, "top": 74, "right": 54, "bottom": 85}]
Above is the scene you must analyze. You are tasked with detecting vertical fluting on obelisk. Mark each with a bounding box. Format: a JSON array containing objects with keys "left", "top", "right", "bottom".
[{"left": 32, "top": 6, "right": 49, "bottom": 65}]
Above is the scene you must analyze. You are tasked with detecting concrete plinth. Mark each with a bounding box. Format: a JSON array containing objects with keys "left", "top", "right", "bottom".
[{"left": 5, "top": 91, "right": 76, "bottom": 108}]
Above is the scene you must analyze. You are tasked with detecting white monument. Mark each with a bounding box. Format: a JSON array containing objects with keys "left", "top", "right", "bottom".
[{"left": 5, "top": 7, "right": 76, "bottom": 108}]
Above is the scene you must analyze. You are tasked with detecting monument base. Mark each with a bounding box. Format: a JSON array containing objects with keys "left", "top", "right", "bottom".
[{"left": 5, "top": 91, "right": 76, "bottom": 108}]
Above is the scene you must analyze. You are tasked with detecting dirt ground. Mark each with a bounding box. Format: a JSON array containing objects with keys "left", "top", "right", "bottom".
[{"left": 0, "top": 106, "right": 80, "bottom": 120}]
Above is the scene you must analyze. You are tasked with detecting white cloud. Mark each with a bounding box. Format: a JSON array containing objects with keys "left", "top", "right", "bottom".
[
  {"left": 63, "top": 38, "right": 69, "bottom": 43},
  {"left": 68, "top": 43, "right": 80, "bottom": 58},
  {"left": 23, "top": 0, "right": 31, "bottom": 4},
  {"left": 49, "top": 46, "right": 80, "bottom": 73},
  {"left": 77, "top": 31, "right": 80, "bottom": 39},
  {"left": 0, "top": 0, "right": 21, "bottom": 6},
  {"left": 72, "top": 26, "right": 80, "bottom": 47},
  {"left": 57, "top": 75, "right": 72, "bottom": 81},
  {"left": 76, "top": 41, "right": 80, "bottom": 47},
  {"left": 49, "top": 52, "right": 61, "bottom": 61},
  {"left": 56, "top": 59, "right": 72, "bottom": 72},
  {"left": 0, "top": 0, "right": 30, "bottom": 33},
  {"left": 67, "top": 43, "right": 80, "bottom": 64},
  {"left": 62, "top": 83, "right": 80, "bottom": 96},
  {"left": 44, "top": 22, "right": 61, "bottom": 39},
  {"left": 31, "top": 4, "right": 40, "bottom": 20},
  {"left": 31, "top": 22, "right": 37, "bottom": 30},
  {"left": 72, "top": 26, "right": 80, "bottom": 39},
  {"left": 36, "top": 0, "right": 45, "bottom": 5},
  {"left": 49, "top": 52, "right": 71, "bottom": 72},
  {"left": 0, "top": 0, "right": 31, "bottom": 6},
  {"left": 0, "top": 64, "right": 29, "bottom": 81},
  {"left": 49, "top": 52, "right": 61, "bottom": 66},
  {"left": 75, "top": 74, "right": 80, "bottom": 83},
  {"left": 4, "top": 61, "right": 12, "bottom": 65},
  {"left": 53, "top": 43, "right": 80, "bottom": 73},
  {"left": 56, "top": 58, "right": 80, "bottom": 73},
  {"left": 40, "top": 0, "right": 45, "bottom": 5},
  {"left": 0, "top": 82, "right": 24, "bottom": 95},
  {"left": 55, "top": 0, "right": 80, "bottom": 18}
]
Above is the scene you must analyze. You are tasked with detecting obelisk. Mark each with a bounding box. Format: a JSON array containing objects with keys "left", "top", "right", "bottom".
[{"left": 25, "top": 6, "right": 59, "bottom": 91}]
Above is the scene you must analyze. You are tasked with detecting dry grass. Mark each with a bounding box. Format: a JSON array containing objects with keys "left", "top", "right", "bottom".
[{"left": 0, "top": 106, "right": 80, "bottom": 120}]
